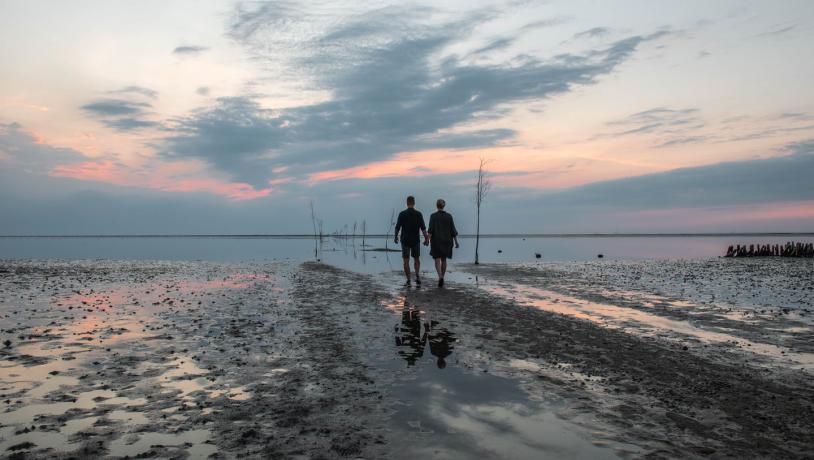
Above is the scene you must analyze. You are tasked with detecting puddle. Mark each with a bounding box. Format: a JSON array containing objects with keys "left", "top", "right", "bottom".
[
  {"left": 386, "top": 364, "right": 628, "bottom": 459},
  {"left": 377, "top": 294, "right": 629, "bottom": 458},
  {"left": 0, "top": 427, "right": 81, "bottom": 454},
  {"left": 153, "top": 356, "right": 252, "bottom": 401},
  {"left": 0, "top": 389, "right": 146, "bottom": 425},
  {"left": 108, "top": 429, "right": 217, "bottom": 458}
]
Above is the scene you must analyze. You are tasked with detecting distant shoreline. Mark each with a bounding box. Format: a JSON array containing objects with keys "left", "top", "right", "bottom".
[{"left": 1, "top": 233, "right": 813, "bottom": 239}]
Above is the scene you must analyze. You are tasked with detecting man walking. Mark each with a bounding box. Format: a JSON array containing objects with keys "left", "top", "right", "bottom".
[{"left": 394, "top": 196, "right": 429, "bottom": 285}]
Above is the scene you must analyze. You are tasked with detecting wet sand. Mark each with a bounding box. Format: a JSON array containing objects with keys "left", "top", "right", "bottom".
[{"left": 0, "top": 258, "right": 812, "bottom": 459}]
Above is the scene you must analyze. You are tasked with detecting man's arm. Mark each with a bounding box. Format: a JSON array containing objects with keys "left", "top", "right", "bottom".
[
  {"left": 394, "top": 212, "right": 402, "bottom": 244},
  {"left": 420, "top": 214, "right": 429, "bottom": 245}
]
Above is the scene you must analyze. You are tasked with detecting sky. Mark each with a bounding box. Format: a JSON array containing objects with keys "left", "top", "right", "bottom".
[{"left": 1, "top": 0, "right": 813, "bottom": 235}]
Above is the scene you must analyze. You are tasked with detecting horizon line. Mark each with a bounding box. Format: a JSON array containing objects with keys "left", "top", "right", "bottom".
[{"left": 1, "top": 232, "right": 813, "bottom": 238}]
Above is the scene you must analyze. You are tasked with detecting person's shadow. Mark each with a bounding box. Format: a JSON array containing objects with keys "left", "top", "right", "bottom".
[{"left": 394, "top": 300, "right": 456, "bottom": 368}]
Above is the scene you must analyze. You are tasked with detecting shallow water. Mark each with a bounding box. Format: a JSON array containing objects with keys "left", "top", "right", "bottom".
[
  {"left": 386, "top": 364, "right": 626, "bottom": 459},
  {"left": 3, "top": 235, "right": 813, "bottom": 268}
]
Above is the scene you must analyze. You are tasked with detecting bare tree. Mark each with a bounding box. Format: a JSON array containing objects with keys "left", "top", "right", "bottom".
[
  {"left": 385, "top": 208, "right": 395, "bottom": 251},
  {"left": 309, "top": 200, "right": 318, "bottom": 258},
  {"left": 361, "top": 220, "right": 366, "bottom": 247},
  {"left": 474, "top": 157, "right": 491, "bottom": 264}
]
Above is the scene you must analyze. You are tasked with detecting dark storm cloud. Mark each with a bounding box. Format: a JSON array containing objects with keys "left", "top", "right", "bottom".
[
  {"left": 173, "top": 45, "right": 209, "bottom": 55},
  {"left": 160, "top": 4, "right": 671, "bottom": 188}
]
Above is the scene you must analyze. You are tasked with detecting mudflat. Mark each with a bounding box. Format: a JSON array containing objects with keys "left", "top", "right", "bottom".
[{"left": 0, "top": 258, "right": 812, "bottom": 459}]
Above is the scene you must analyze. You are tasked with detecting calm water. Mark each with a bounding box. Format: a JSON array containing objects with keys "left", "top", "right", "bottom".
[{"left": 2, "top": 235, "right": 812, "bottom": 273}]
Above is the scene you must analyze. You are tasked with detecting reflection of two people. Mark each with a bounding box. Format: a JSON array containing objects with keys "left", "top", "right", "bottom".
[{"left": 395, "top": 303, "right": 456, "bottom": 368}]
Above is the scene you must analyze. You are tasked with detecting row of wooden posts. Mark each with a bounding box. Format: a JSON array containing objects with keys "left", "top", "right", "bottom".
[{"left": 724, "top": 242, "right": 814, "bottom": 258}]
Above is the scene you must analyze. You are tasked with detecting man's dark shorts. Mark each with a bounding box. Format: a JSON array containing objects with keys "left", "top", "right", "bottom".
[{"left": 401, "top": 242, "right": 420, "bottom": 259}]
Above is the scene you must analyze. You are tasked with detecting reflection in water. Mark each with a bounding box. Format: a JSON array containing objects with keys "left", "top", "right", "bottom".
[
  {"left": 387, "top": 364, "right": 625, "bottom": 460},
  {"left": 393, "top": 299, "right": 456, "bottom": 368}
]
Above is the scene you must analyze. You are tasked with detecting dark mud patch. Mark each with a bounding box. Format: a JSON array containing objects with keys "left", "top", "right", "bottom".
[{"left": 462, "top": 259, "right": 814, "bottom": 355}]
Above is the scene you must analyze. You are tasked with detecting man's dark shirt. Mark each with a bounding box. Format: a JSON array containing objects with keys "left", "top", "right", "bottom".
[{"left": 395, "top": 208, "right": 426, "bottom": 246}]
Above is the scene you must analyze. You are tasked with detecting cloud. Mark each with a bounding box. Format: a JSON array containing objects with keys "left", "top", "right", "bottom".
[
  {"left": 535, "top": 140, "right": 814, "bottom": 209},
  {"left": 173, "top": 45, "right": 209, "bottom": 56},
  {"left": 655, "top": 135, "right": 709, "bottom": 148},
  {"left": 81, "top": 99, "right": 151, "bottom": 116},
  {"left": 159, "top": 4, "right": 670, "bottom": 188},
  {"left": 107, "top": 85, "right": 159, "bottom": 99},
  {"left": 0, "top": 122, "right": 87, "bottom": 172},
  {"left": 755, "top": 24, "right": 796, "bottom": 38},
  {"left": 102, "top": 118, "right": 160, "bottom": 131},
  {"left": 573, "top": 27, "right": 612, "bottom": 40},
  {"left": 81, "top": 88, "right": 160, "bottom": 132},
  {"left": 777, "top": 112, "right": 813, "bottom": 121},
  {"left": 600, "top": 107, "right": 707, "bottom": 146},
  {"left": 471, "top": 37, "right": 515, "bottom": 55}
]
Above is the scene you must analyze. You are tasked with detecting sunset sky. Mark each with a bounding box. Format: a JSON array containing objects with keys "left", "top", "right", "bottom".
[{"left": 2, "top": 0, "right": 813, "bottom": 234}]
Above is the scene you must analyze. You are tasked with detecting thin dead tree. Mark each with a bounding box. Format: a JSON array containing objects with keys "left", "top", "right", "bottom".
[
  {"left": 361, "top": 220, "right": 367, "bottom": 247},
  {"left": 309, "top": 200, "right": 318, "bottom": 258},
  {"left": 385, "top": 209, "right": 395, "bottom": 251},
  {"left": 474, "top": 157, "right": 491, "bottom": 264}
]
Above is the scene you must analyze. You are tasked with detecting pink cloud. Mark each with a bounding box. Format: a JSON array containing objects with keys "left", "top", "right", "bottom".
[{"left": 50, "top": 159, "right": 272, "bottom": 201}]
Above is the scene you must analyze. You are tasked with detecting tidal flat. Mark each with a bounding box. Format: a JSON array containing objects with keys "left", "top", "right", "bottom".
[{"left": 0, "top": 258, "right": 812, "bottom": 459}]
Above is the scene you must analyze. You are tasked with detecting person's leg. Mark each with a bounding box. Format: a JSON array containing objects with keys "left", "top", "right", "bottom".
[
  {"left": 441, "top": 258, "right": 447, "bottom": 277},
  {"left": 434, "top": 257, "right": 443, "bottom": 279},
  {"left": 402, "top": 257, "right": 410, "bottom": 280},
  {"left": 410, "top": 244, "right": 421, "bottom": 284}
]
